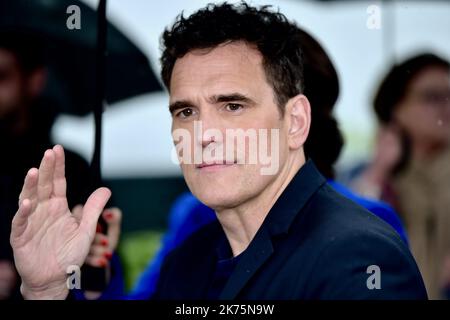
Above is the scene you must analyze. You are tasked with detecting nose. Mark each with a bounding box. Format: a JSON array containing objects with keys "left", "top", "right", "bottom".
[
  {"left": 195, "top": 107, "right": 224, "bottom": 149},
  {"left": 201, "top": 134, "right": 214, "bottom": 149}
]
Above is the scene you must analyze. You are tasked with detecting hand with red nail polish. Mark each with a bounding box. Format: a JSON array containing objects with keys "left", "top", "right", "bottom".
[{"left": 84, "top": 207, "right": 122, "bottom": 271}]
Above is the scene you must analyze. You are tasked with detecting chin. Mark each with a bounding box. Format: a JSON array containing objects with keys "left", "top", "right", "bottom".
[
  {"left": 192, "top": 187, "right": 239, "bottom": 210},
  {"left": 182, "top": 165, "right": 267, "bottom": 210},
  {"left": 187, "top": 179, "right": 247, "bottom": 210}
]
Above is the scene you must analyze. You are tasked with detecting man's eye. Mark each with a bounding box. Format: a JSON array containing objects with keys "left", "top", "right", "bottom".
[
  {"left": 176, "top": 108, "right": 195, "bottom": 118},
  {"left": 225, "top": 103, "right": 243, "bottom": 112}
]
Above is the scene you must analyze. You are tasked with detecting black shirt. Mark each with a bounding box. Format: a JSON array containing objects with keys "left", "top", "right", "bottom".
[{"left": 207, "top": 237, "right": 243, "bottom": 299}]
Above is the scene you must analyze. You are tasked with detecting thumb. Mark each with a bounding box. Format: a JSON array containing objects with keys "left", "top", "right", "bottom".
[
  {"left": 79, "top": 187, "right": 111, "bottom": 239},
  {"left": 103, "top": 207, "right": 122, "bottom": 250}
]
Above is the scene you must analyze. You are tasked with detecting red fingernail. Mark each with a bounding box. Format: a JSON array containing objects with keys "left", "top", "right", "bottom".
[
  {"left": 101, "top": 239, "right": 108, "bottom": 246},
  {"left": 104, "top": 252, "right": 113, "bottom": 260},
  {"left": 96, "top": 224, "right": 104, "bottom": 233},
  {"left": 104, "top": 211, "right": 113, "bottom": 220}
]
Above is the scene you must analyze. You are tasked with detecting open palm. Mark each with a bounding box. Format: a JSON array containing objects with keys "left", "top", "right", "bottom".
[{"left": 10, "top": 145, "right": 111, "bottom": 299}]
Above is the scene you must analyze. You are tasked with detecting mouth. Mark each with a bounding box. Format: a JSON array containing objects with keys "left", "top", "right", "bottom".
[{"left": 196, "top": 161, "right": 237, "bottom": 170}]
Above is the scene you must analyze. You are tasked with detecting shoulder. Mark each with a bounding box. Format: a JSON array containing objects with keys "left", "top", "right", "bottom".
[
  {"left": 301, "top": 185, "right": 427, "bottom": 299},
  {"left": 306, "top": 183, "right": 404, "bottom": 245},
  {"left": 329, "top": 181, "right": 408, "bottom": 243},
  {"left": 307, "top": 228, "right": 426, "bottom": 299}
]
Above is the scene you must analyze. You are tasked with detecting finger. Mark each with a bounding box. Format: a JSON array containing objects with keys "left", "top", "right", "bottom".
[
  {"left": 88, "top": 244, "right": 112, "bottom": 260},
  {"left": 18, "top": 168, "right": 39, "bottom": 207},
  {"left": 79, "top": 188, "right": 111, "bottom": 239},
  {"left": 52, "top": 145, "right": 67, "bottom": 198},
  {"left": 93, "top": 233, "right": 109, "bottom": 246},
  {"left": 72, "top": 204, "right": 83, "bottom": 223},
  {"left": 37, "top": 150, "right": 56, "bottom": 201},
  {"left": 10, "top": 199, "right": 32, "bottom": 242},
  {"left": 85, "top": 256, "right": 108, "bottom": 268},
  {"left": 103, "top": 208, "right": 122, "bottom": 250}
]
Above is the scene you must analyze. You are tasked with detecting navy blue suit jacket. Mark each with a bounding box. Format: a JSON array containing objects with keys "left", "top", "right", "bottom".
[{"left": 153, "top": 161, "right": 427, "bottom": 300}]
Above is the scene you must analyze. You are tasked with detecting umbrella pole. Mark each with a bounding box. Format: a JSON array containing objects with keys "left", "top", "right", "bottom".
[
  {"left": 92, "top": 0, "right": 107, "bottom": 186},
  {"left": 82, "top": 0, "right": 109, "bottom": 292}
]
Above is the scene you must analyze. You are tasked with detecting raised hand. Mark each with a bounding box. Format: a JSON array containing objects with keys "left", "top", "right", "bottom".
[{"left": 10, "top": 145, "right": 111, "bottom": 299}]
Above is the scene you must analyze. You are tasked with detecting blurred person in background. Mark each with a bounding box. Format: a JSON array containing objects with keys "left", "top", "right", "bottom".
[
  {"left": 0, "top": 31, "right": 99, "bottom": 299},
  {"left": 351, "top": 53, "right": 450, "bottom": 299}
]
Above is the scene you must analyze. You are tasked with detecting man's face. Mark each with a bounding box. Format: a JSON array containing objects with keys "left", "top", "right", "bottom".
[
  {"left": 0, "top": 48, "right": 27, "bottom": 119},
  {"left": 169, "top": 41, "right": 290, "bottom": 210}
]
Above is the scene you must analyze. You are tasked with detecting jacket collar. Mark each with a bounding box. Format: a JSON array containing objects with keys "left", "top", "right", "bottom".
[
  {"left": 264, "top": 159, "right": 327, "bottom": 236},
  {"left": 219, "top": 159, "right": 326, "bottom": 299}
]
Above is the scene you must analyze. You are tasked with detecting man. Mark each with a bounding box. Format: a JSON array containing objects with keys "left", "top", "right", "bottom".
[
  {"left": 76, "top": 25, "right": 410, "bottom": 300},
  {"left": 10, "top": 3, "right": 427, "bottom": 299}
]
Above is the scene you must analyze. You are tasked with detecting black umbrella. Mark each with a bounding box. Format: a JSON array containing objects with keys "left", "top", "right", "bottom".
[
  {"left": 0, "top": 0, "right": 163, "bottom": 116},
  {"left": 1, "top": 0, "right": 164, "bottom": 189}
]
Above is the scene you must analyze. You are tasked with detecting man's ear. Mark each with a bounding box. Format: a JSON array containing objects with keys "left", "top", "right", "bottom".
[
  {"left": 285, "top": 94, "right": 311, "bottom": 150},
  {"left": 27, "top": 67, "right": 47, "bottom": 98}
]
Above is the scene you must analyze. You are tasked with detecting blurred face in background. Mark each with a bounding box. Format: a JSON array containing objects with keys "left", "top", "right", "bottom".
[
  {"left": 394, "top": 66, "right": 450, "bottom": 149},
  {"left": 169, "top": 41, "right": 294, "bottom": 211},
  {"left": 0, "top": 48, "right": 26, "bottom": 119},
  {"left": 0, "top": 48, "right": 44, "bottom": 122}
]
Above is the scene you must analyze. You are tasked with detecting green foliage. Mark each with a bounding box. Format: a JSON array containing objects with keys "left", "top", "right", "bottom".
[{"left": 117, "top": 230, "right": 165, "bottom": 291}]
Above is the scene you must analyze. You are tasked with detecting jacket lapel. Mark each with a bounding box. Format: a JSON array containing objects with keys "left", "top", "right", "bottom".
[{"left": 218, "top": 160, "right": 326, "bottom": 299}]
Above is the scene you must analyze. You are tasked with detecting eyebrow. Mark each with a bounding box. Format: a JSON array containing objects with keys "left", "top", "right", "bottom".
[
  {"left": 209, "top": 93, "right": 255, "bottom": 104},
  {"left": 168, "top": 100, "right": 195, "bottom": 114},
  {"left": 168, "top": 93, "right": 255, "bottom": 114}
]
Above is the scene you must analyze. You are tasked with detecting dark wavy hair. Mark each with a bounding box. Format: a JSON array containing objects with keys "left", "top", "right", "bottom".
[
  {"left": 160, "top": 2, "right": 304, "bottom": 112},
  {"left": 374, "top": 53, "right": 450, "bottom": 124},
  {"left": 160, "top": 2, "right": 344, "bottom": 178},
  {"left": 299, "top": 28, "right": 343, "bottom": 179},
  {"left": 373, "top": 53, "right": 450, "bottom": 175}
]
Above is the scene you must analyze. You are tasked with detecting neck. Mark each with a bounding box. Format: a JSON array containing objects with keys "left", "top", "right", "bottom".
[{"left": 215, "top": 152, "right": 305, "bottom": 257}]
